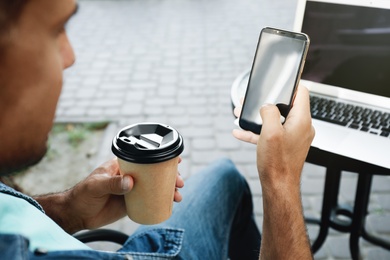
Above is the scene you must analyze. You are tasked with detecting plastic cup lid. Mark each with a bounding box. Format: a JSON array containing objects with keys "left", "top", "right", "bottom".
[{"left": 112, "top": 122, "right": 184, "bottom": 164}]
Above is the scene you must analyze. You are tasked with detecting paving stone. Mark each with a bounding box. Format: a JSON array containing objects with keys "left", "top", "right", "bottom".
[
  {"left": 157, "top": 87, "right": 178, "bottom": 98},
  {"left": 238, "top": 163, "right": 259, "bottom": 180},
  {"left": 78, "top": 68, "right": 106, "bottom": 76},
  {"left": 231, "top": 150, "right": 256, "bottom": 164},
  {"left": 371, "top": 176, "right": 390, "bottom": 193},
  {"left": 252, "top": 195, "right": 263, "bottom": 215},
  {"left": 104, "top": 91, "right": 127, "bottom": 100},
  {"left": 103, "top": 108, "right": 121, "bottom": 117},
  {"left": 74, "top": 100, "right": 91, "bottom": 108},
  {"left": 216, "top": 133, "right": 241, "bottom": 150},
  {"left": 302, "top": 196, "right": 311, "bottom": 210},
  {"left": 364, "top": 247, "right": 390, "bottom": 260},
  {"left": 124, "top": 91, "right": 145, "bottom": 101},
  {"left": 177, "top": 97, "right": 208, "bottom": 107},
  {"left": 339, "top": 177, "right": 358, "bottom": 203},
  {"left": 179, "top": 126, "right": 213, "bottom": 138},
  {"left": 213, "top": 115, "right": 236, "bottom": 130},
  {"left": 186, "top": 106, "right": 208, "bottom": 116},
  {"left": 86, "top": 107, "right": 104, "bottom": 117},
  {"left": 91, "top": 98, "right": 121, "bottom": 108},
  {"left": 378, "top": 194, "right": 390, "bottom": 211},
  {"left": 64, "top": 107, "right": 86, "bottom": 117},
  {"left": 302, "top": 163, "right": 326, "bottom": 179},
  {"left": 192, "top": 150, "right": 229, "bottom": 164},
  {"left": 91, "top": 61, "right": 108, "bottom": 69},
  {"left": 189, "top": 164, "right": 209, "bottom": 178},
  {"left": 76, "top": 89, "right": 96, "bottom": 99},
  {"left": 254, "top": 215, "right": 263, "bottom": 234},
  {"left": 327, "top": 234, "right": 352, "bottom": 259},
  {"left": 100, "top": 82, "right": 128, "bottom": 91},
  {"left": 366, "top": 195, "right": 385, "bottom": 214},
  {"left": 145, "top": 97, "right": 176, "bottom": 106},
  {"left": 145, "top": 115, "right": 169, "bottom": 124},
  {"left": 120, "top": 104, "right": 143, "bottom": 116},
  {"left": 82, "top": 77, "right": 102, "bottom": 86},
  {"left": 312, "top": 246, "right": 329, "bottom": 260},
  {"left": 301, "top": 178, "right": 325, "bottom": 196},
  {"left": 191, "top": 138, "right": 216, "bottom": 150},
  {"left": 144, "top": 106, "right": 165, "bottom": 116},
  {"left": 366, "top": 213, "right": 390, "bottom": 233},
  {"left": 112, "top": 75, "right": 131, "bottom": 83},
  {"left": 129, "top": 82, "right": 158, "bottom": 90},
  {"left": 248, "top": 179, "right": 262, "bottom": 197},
  {"left": 188, "top": 116, "right": 214, "bottom": 126},
  {"left": 131, "top": 72, "right": 150, "bottom": 81},
  {"left": 310, "top": 196, "right": 326, "bottom": 213},
  {"left": 166, "top": 116, "right": 191, "bottom": 127},
  {"left": 58, "top": 99, "right": 76, "bottom": 108}
]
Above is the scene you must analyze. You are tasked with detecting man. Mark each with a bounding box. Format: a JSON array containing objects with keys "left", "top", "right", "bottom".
[{"left": 0, "top": 0, "right": 314, "bottom": 259}]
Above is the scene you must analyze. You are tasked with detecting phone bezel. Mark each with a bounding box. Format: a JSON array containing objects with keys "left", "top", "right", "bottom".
[{"left": 238, "top": 27, "right": 310, "bottom": 134}]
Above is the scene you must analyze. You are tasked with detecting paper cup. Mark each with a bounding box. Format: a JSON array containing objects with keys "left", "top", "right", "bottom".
[
  {"left": 112, "top": 122, "right": 184, "bottom": 224},
  {"left": 118, "top": 157, "right": 179, "bottom": 224}
]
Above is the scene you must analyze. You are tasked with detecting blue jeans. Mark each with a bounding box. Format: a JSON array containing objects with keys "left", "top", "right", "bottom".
[
  {"left": 2, "top": 158, "right": 260, "bottom": 259},
  {"left": 127, "top": 158, "right": 261, "bottom": 259}
]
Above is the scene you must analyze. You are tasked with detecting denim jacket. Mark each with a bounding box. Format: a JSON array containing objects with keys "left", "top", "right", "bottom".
[{"left": 0, "top": 183, "right": 184, "bottom": 260}]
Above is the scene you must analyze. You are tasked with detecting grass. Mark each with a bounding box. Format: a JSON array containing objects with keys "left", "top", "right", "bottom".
[{"left": 51, "top": 122, "right": 109, "bottom": 148}]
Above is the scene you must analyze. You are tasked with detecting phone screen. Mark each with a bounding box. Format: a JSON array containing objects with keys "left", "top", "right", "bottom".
[{"left": 239, "top": 27, "right": 309, "bottom": 134}]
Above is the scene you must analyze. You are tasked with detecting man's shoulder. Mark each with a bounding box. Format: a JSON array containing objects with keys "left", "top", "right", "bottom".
[{"left": 0, "top": 182, "right": 44, "bottom": 213}]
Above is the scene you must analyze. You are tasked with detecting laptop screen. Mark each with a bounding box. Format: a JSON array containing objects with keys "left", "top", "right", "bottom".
[{"left": 300, "top": 1, "right": 390, "bottom": 98}]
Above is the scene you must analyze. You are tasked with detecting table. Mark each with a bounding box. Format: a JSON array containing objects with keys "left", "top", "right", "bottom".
[{"left": 305, "top": 147, "right": 390, "bottom": 260}]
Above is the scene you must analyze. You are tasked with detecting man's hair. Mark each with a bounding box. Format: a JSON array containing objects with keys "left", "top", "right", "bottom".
[
  {"left": 0, "top": 0, "right": 27, "bottom": 35},
  {"left": 0, "top": 0, "right": 26, "bottom": 56}
]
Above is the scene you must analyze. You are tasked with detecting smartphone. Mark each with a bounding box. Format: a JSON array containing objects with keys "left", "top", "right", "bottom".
[{"left": 239, "top": 27, "right": 310, "bottom": 134}]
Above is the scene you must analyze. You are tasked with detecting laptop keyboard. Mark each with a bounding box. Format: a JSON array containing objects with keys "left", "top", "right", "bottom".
[{"left": 310, "top": 95, "right": 390, "bottom": 138}]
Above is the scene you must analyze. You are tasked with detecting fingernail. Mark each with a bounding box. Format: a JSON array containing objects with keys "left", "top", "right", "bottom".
[
  {"left": 261, "top": 103, "right": 272, "bottom": 108},
  {"left": 122, "top": 175, "right": 131, "bottom": 191}
]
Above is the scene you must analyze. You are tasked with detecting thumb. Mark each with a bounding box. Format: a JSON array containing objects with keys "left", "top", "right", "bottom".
[
  {"left": 106, "top": 174, "right": 134, "bottom": 195},
  {"left": 260, "top": 104, "right": 283, "bottom": 134}
]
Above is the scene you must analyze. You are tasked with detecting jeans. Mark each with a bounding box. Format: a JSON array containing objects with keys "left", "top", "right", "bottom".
[
  {"left": 129, "top": 157, "right": 261, "bottom": 259},
  {"left": 2, "top": 158, "right": 261, "bottom": 259}
]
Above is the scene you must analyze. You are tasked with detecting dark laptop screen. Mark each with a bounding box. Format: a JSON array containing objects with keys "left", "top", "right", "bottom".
[{"left": 301, "top": 1, "right": 390, "bottom": 98}]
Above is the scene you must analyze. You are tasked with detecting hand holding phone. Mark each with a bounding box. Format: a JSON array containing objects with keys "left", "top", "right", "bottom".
[{"left": 239, "top": 27, "right": 310, "bottom": 134}]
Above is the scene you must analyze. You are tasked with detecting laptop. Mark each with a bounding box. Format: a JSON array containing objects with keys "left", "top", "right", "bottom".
[{"left": 293, "top": 0, "right": 390, "bottom": 169}]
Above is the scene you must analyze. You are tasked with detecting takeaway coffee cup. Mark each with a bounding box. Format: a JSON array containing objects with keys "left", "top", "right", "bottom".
[{"left": 111, "top": 122, "right": 184, "bottom": 224}]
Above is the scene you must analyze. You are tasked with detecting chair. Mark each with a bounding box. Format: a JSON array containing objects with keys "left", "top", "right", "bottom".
[{"left": 74, "top": 229, "right": 129, "bottom": 245}]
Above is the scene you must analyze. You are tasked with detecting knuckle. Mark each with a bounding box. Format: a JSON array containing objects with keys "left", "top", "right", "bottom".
[{"left": 265, "top": 130, "right": 284, "bottom": 143}]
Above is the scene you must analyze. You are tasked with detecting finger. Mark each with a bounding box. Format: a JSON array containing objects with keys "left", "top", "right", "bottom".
[
  {"left": 259, "top": 104, "right": 283, "bottom": 135},
  {"left": 104, "top": 174, "right": 134, "bottom": 195},
  {"left": 233, "top": 106, "right": 242, "bottom": 118},
  {"left": 94, "top": 158, "right": 120, "bottom": 177},
  {"left": 176, "top": 174, "right": 184, "bottom": 188},
  {"left": 232, "top": 129, "right": 258, "bottom": 144},
  {"left": 287, "top": 85, "right": 311, "bottom": 122},
  {"left": 285, "top": 85, "right": 315, "bottom": 143},
  {"left": 174, "top": 190, "right": 182, "bottom": 202}
]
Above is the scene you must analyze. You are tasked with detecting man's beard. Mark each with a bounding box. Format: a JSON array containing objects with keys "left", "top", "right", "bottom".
[{"left": 0, "top": 142, "right": 48, "bottom": 177}]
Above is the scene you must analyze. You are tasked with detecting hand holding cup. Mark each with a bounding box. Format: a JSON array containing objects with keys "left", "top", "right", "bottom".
[{"left": 112, "top": 122, "right": 184, "bottom": 225}]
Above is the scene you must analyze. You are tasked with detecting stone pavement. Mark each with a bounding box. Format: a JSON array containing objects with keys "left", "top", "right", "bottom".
[{"left": 58, "top": 0, "right": 390, "bottom": 259}]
